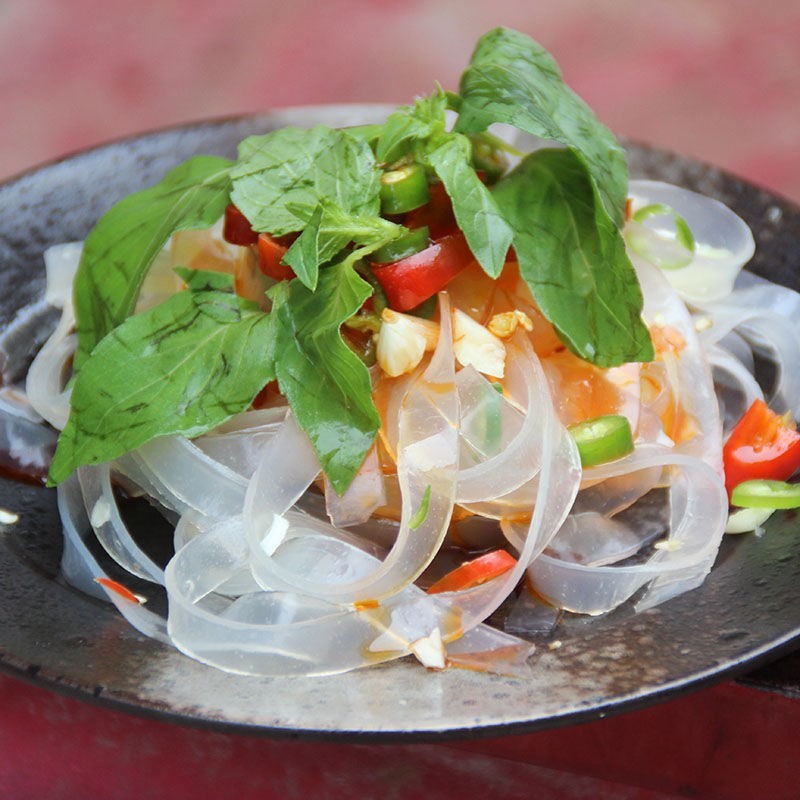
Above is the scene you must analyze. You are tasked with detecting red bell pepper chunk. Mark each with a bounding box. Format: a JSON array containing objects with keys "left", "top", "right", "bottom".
[
  {"left": 722, "top": 399, "right": 800, "bottom": 498},
  {"left": 257, "top": 233, "right": 295, "bottom": 281},
  {"left": 370, "top": 232, "right": 474, "bottom": 312},
  {"left": 427, "top": 550, "right": 517, "bottom": 594},
  {"left": 222, "top": 204, "right": 258, "bottom": 246}
]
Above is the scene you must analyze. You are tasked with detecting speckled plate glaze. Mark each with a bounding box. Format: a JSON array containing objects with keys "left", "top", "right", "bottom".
[{"left": 1, "top": 107, "right": 799, "bottom": 742}]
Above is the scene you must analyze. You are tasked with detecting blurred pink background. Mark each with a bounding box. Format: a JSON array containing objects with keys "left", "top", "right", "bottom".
[{"left": 1, "top": 0, "right": 798, "bottom": 202}]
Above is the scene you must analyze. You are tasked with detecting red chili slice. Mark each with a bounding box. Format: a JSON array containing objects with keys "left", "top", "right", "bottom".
[
  {"left": 257, "top": 233, "right": 295, "bottom": 281},
  {"left": 222, "top": 204, "right": 258, "bottom": 246},
  {"left": 95, "top": 577, "right": 141, "bottom": 604},
  {"left": 427, "top": 550, "right": 517, "bottom": 594},
  {"left": 723, "top": 399, "right": 800, "bottom": 498},
  {"left": 370, "top": 232, "right": 474, "bottom": 312},
  {"left": 404, "top": 181, "right": 458, "bottom": 238}
]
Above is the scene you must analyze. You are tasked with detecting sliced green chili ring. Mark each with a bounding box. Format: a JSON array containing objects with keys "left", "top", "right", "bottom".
[
  {"left": 409, "top": 485, "right": 433, "bottom": 530},
  {"left": 632, "top": 203, "right": 695, "bottom": 252},
  {"left": 371, "top": 226, "right": 430, "bottom": 264},
  {"left": 731, "top": 479, "right": 800, "bottom": 510},
  {"left": 569, "top": 414, "right": 634, "bottom": 468},
  {"left": 468, "top": 132, "right": 510, "bottom": 184},
  {"left": 380, "top": 163, "right": 430, "bottom": 214},
  {"left": 628, "top": 202, "right": 696, "bottom": 270}
]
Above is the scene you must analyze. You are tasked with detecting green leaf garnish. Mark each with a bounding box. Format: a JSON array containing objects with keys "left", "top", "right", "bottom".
[
  {"left": 51, "top": 27, "right": 656, "bottom": 495},
  {"left": 269, "top": 262, "right": 381, "bottom": 494},
  {"left": 492, "top": 149, "right": 653, "bottom": 366},
  {"left": 376, "top": 89, "right": 448, "bottom": 165},
  {"left": 49, "top": 288, "right": 276, "bottom": 485},
  {"left": 73, "top": 155, "right": 234, "bottom": 370},
  {"left": 174, "top": 267, "right": 235, "bottom": 293},
  {"left": 282, "top": 200, "right": 405, "bottom": 290},
  {"left": 426, "top": 133, "right": 513, "bottom": 277},
  {"left": 455, "top": 26, "right": 628, "bottom": 226},
  {"left": 231, "top": 126, "right": 381, "bottom": 237}
]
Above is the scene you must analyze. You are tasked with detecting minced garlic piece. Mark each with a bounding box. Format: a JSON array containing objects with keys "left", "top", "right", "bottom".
[
  {"left": 409, "top": 627, "right": 446, "bottom": 670},
  {"left": 488, "top": 310, "right": 534, "bottom": 339},
  {"left": 453, "top": 309, "right": 506, "bottom": 378},
  {"left": 376, "top": 309, "right": 439, "bottom": 377}
]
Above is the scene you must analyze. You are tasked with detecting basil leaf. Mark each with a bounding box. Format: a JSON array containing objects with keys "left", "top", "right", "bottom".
[
  {"left": 456, "top": 27, "right": 628, "bottom": 225},
  {"left": 230, "top": 126, "right": 381, "bottom": 235},
  {"left": 283, "top": 200, "right": 404, "bottom": 290},
  {"left": 73, "top": 155, "right": 234, "bottom": 370},
  {"left": 282, "top": 205, "right": 327, "bottom": 290},
  {"left": 343, "top": 124, "right": 383, "bottom": 148},
  {"left": 427, "top": 133, "right": 513, "bottom": 277},
  {"left": 48, "top": 289, "right": 275, "bottom": 485},
  {"left": 174, "top": 267, "right": 235, "bottom": 293},
  {"left": 492, "top": 149, "right": 653, "bottom": 367},
  {"left": 376, "top": 110, "right": 433, "bottom": 166},
  {"left": 270, "top": 262, "right": 380, "bottom": 494},
  {"left": 376, "top": 90, "right": 448, "bottom": 165}
]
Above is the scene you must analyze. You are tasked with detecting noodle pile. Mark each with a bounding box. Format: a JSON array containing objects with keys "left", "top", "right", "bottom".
[{"left": 2, "top": 174, "right": 797, "bottom": 677}]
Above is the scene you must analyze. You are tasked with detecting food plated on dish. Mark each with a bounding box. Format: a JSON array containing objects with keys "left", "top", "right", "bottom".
[{"left": 4, "top": 28, "right": 800, "bottom": 680}]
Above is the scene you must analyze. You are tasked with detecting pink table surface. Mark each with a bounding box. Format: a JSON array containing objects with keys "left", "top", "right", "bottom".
[
  {"left": 2, "top": 2, "right": 800, "bottom": 797},
  {"left": 1, "top": 673, "right": 798, "bottom": 799}
]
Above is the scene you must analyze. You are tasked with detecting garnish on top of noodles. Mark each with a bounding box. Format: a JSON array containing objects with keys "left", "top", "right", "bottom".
[{"left": 46, "top": 27, "right": 653, "bottom": 493}]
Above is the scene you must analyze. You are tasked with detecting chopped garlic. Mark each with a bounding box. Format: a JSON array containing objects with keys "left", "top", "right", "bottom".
[
  {"left": 488, "top": 310, "right": 533, "bottom": 339},
  {"left": 409, "top": 627, "right": 446, "bottom": 669},
  {"left": 453, "top": 309, "right": 506, "bottom": 378},
  {"left": 376, "top": 309, "right": 439, "bottom": 377}
]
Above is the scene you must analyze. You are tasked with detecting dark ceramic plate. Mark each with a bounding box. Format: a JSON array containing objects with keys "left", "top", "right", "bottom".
[{"left": 1, "top": 107, "right": 799, "bottom": 742}]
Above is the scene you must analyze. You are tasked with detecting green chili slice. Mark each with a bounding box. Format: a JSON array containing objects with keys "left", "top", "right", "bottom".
[
  {"left": 731, "top": 479, "right": 800, "bottom": 510},
  {"left": 468, "top": 132, "right": 510, "bottom": 184},
  {"left": 371, "top": 226, "right": 430, "bottom": 264},
  {"left": 409, "top": 485, "right": 433, "bottom": 530},
  {"left": 569, "top": 414, "right": 634, "bottom": 467},
  {"left": 627, "top": 202, "right": 696, "bottom": 270},
  {"left": 380, "top": 162, "right": 430, "bottom": 214}
]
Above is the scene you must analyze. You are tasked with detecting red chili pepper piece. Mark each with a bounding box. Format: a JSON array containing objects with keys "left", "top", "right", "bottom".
[
  {"left": 427, "top": 550, "right": 517, "bottom": 594},
  {"left": 722, "top": 399, "right": 800, "bottom": 498},
  {"left": 257, "top": 233, "right": 295, "bottom": 281},
  {"left": 222, "top": 204, "right": 258, "bottom": 246},
  {"left": 370, "top": 232, "right": 475, "bottom": 312},
  {"left": 404, "top": 182, "right": 458, "bottom": 239},
  {"left": 95, "top": 577, "right": 141, "bottom": 604}
]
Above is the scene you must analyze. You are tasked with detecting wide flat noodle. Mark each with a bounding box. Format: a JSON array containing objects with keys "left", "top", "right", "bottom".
[{"left": 528, "top": 447, "right": 727, "bottom": 614}]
